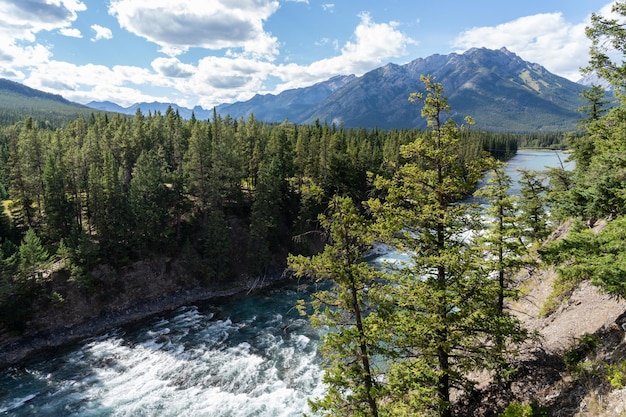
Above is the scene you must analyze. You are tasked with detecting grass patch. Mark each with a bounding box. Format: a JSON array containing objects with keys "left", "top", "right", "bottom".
[{"left": 538, "top": 272, "right": 584, "bottom": 317}]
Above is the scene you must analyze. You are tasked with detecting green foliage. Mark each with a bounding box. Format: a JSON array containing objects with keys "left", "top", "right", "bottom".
[
  {"left": 368, "top": 76, "right": 527, "bottom": 416},
  {"left": 478, "top": 131, "right": 518, "bottom": 159},
  {"left": 0, "top": 79, "right": 103, "bottom": 128},
  {"left": 606, "top": 360, "right": 626, "bottom": 389},
  {"left": 500, "top": 401, "right": 548, "bottom": 417},
  {"left": 18, "top": 228, "right": 49, "bottom": 278},
  {"left": 202, "top": 207, "right": 232, "bottom": 282},
  {"left": 541, "top": 216, "right": 626, "bottom": 299},
  {"left": 585, "top": 1, "right": 626, "bottom": 99},
  {"left": 555, "top": 4, "right": 626, "bottom": 223},
  {"left": 129, "top": 148, "right": 174, "bottom": 251},
  {"left": 43, "top": 150, "right": 72, "bottom": 241},
  {"left": 515, "top": 132, "right": 570, "bottom": 150},
  {"left": 474, "top": 161, "right": 530, "bottom": 315},
  {"left": 288, "top": 196, "right": 385, "bottom": 417},
  {"left": 563, "top": 334, "right": 600, "bottom": 370},
  {"left": 517, "top": 170, "right": 550, "bottom": 243}
]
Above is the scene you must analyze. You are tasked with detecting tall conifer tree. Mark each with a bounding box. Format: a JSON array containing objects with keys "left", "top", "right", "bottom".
[{"left": 289, "top": 196, "right": 385, "bottom": 417}]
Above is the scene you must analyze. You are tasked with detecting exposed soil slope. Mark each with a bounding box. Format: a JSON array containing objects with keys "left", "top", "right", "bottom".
[{"left": 462, "top": 221, "right": 626, "bottom": 416}]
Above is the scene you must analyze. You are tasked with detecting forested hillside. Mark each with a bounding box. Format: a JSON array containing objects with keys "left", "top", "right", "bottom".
[{"left": 0, "top": 79, "right": 100, "bottom": 128}]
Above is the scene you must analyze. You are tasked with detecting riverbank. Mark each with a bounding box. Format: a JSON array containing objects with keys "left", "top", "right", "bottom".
[{"left": 0, "top": 257, "right": 290, "bottom": 369}]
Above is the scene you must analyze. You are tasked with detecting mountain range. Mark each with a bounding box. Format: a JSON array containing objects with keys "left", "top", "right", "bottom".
[
  {"left": 0, "top": 47, "right": 594, "bottom": 132},
  {"left": 86, "top": 100, "right": 212, "bottom": 120},
  {"left": 88, "top": 48, "right": 589, "bottom": 132}
]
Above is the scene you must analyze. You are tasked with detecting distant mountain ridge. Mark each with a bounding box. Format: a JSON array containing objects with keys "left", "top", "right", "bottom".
[
  {"left": 86, "top": 100, "right": 212, "bottom": 120},
  {"left": 86, "top": 48, "right": 587, "bottom": 132},
  {"left": 216, "top": 75, "right": 356, "bottom": 122},
  {"left": 213, "top": 47, "right": 586, "bottom": 132},
  {"left": 86, "top": 74, "right": 357, "bottom": 122}
]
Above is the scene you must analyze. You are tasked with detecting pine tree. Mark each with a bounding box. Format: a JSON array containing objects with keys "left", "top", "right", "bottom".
[
  {"left": 474, "top": 161, "right": 528, "bottom": 313},
  {"left": 184, "top": 121, "right": 212, "bottom": 209},
  {"left": 517, "top": 169, "right": 550, "bottom": 243},
  {"left": 42, "top": 151, "right": 72, "bottom": 242},
  {"left": 585, "top": 1, "right": 626, "bottom": 97},
  {"left": 18, "top": 228, "right": 49, "bottom": 280},
  {"left": 288, "top": 196, "right": 385, "bottom": 417},
  {"left": 129, "top": 149, "right": 173, "bottom": 251}
]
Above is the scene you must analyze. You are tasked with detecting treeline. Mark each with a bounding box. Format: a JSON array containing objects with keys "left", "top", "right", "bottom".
[
  {"left": 516, "top": 131, "right": 572, "bottom": 149},
  {"left": 0, "top": 102, "right": 101, "bottom": 130}
]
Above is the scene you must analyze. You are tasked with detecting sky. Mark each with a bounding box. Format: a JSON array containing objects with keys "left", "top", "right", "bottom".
[{"left": 0, "top": 0, "right": 617, "bottom": 109}]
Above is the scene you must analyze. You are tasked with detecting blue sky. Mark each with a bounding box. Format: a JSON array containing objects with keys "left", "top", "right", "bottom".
[{"left": 0, "top": 0, "right": 615, "bottom": 109}]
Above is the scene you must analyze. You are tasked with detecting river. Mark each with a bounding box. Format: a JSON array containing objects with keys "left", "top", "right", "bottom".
[{"left": 0, "top": 150, "right": 572, "bottom": 416}]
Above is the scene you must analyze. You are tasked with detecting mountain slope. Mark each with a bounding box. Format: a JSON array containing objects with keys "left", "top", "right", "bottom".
[
  {"left": 0, "top": 78, "right": 97, "bottom": 127},
  {"left": 218, "top": 48, "right": 586, "bottom": 132},
  {"left": 216, "top": 74, "right": 356, "bottom": 122}
]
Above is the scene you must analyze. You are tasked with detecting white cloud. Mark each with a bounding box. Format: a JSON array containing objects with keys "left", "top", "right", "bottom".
[
  {"left": 108, "top": 0, "right": 280, "bottom": 57},
  {"left": 274, "top": 12, "right": 413, "bottom": 90},
  {"left": 184, "top": 56, "right": 275, "bottom": 107},
  {"left": 321, "top": 4, "right": 334, "bottom": 13},
  {"left": 0, "top": 42, "right": 52, "bottom": 74},
  {"left": 91, "top": 24, "right": 113, "bottom": 41},
  {"left": 166, "top": 12, "right": 414, "bottom": 107},
  {"left": 314, "top": 37, "right": 339, "bottom": 51},
  {"left": 152, "top": 57, "right": 195, "bottom": 78},
  {"left": 0, "top": 0, "right": 86, "bottom": 41},
  {"left": 59, "top": 27, "right": 82, "bottom": 38},
  {"left": 0, "top": 0, "right": 85, "bottom": 82},
  {"left": 24, "top": 60, "right": 173, "bottom": 107},
  {"left": 0, "top": 7, "right": 415, "bottom": 110},
  {"left": 453, "top": 12, "right": 592, "bottom": 81}
]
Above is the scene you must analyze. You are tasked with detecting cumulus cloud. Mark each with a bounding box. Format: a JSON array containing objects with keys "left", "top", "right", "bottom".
[
  {"left": 272, "top": 12, "right": 414, "bottom": 91},
  {"left": 0, "top": 0, "right": 85, "bottom": 83},
  {"left": 181, "top": 56, "right": 274, "bottom": 106},
  {"left": 59, "top": 27, "right": 82, "bottom": 38},
  {"left": 91, "top": 24, "right": 113, "bottom": 41},
  {"left": 108, "top": 0, "right": 280, "bottom": 57},
  {"left": 322, "top": 4, "right": 334, "bottom": 13},
  {"left": 0, "top": 0, "right": 86, "bottom": 41},
  {"left": 453, "top": 12, "right": 591, "bottom": 81},
  {"left": 151, "top": 11, "right": 415, "bottom": 108},
  {"left": 152, "top": 57, "right": 195, "bottom": 78},
  {"left": 24, "top": 60, "right": 173, "bottom": 106}
]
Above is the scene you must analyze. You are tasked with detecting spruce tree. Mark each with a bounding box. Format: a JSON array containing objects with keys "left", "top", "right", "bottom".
[
  {"left": 474, "top": 161, "right": 528, "bottom": 313},
  {"left": 288, "top": 196, "right": 385, "bottom": 417},
  {"left": 18, "top": 228, "right": 49, "bottom": 280},
  {"left": 517, "top": 169, "right": 550, "bottom": 243}
]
